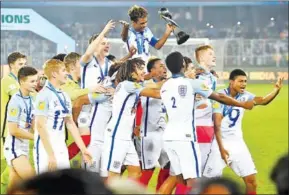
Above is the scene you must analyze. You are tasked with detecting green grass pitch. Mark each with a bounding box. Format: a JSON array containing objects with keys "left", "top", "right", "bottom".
[{"left": 1, "top": 84, "right": 288, "bottom": 194}]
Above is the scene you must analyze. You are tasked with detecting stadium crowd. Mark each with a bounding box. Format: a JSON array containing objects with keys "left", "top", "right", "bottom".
[{"left": 1, "top": 4, "right": 288, "bottom": 195}]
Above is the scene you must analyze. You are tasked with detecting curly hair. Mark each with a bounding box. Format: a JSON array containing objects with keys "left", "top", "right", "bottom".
[
  {"left": 115, "top": 58, "right": 145, "bottom": 83},
  {"left": 128, "top": 5, "right": 148, "bottom": 22}
]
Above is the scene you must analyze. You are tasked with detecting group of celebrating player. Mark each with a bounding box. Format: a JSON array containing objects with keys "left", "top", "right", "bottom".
[{"left": 1, "top": 5, "right": 283, "bottom": 194}]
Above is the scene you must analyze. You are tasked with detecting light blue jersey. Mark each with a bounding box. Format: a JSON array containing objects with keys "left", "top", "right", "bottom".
[{"left": 4, "top": 90, "right": 34, "bottom": 155}]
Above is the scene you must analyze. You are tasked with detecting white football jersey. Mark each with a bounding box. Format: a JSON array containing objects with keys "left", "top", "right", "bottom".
[
  {"left": 140, "top": 80, "right": 166, "bottom": 137},
  {"left": 125, "top": 27, "right": 158, "bottom": 64},
  {"left": 213, "top": 89, "right": 255, "bottom": 140},
  {"left": 106, "top": 81, "right": 144, "bottom": 140},
  {"left": 80, "top": 56, "right": 113, "bottom": 113},
  {"left": 160, "top": 75, "right": 213, "bottom": 142},
  {"left": 34, "top": 82, "right": 72, "bottom": 147}
]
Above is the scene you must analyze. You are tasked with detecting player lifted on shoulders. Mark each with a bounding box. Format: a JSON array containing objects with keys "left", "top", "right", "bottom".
[
  {"left": 33, "top": 59, "right": 92, "bottom": 174},
  {"left": 120, "top": 5, "right": 174, "bottom": 63},
  {"left": 158, "top": 52, "right": 254, "bottom": 194},
  {"left": 101, "top": 58, "right": 162, "bottom": 180},
  {"left": 203, "top": 69, "right": 283, "bottom": 195},
  {"left": 4, "top": 66, "right": 38, "bottom": 192}
]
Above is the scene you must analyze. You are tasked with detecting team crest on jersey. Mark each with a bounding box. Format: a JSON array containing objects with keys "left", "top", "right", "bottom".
[
  {"left": 9, "top": 108, "right": 18, "bottom": 117},
  {"left": 113, "top": 161, "right": 121, "bottom": 169},
  {"left": 178, "top": 85, "right": 187, "bottom": 97},
  {"left": 38, "top": 101, "right": 46, "bottom": 111}
]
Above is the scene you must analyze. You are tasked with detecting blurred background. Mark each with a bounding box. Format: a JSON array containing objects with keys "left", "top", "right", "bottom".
[{"left": 1, "top": 1, "right": 288, "bottom": 81}]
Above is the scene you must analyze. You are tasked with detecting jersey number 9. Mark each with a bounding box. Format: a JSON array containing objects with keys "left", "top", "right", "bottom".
[{"left": 228, "top": 109, "right": 240, "bottom": 128}]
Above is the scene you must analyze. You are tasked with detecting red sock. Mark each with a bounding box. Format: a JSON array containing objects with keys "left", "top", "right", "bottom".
[
  {"left": 68, "top": 135, "right": 90, "bottom": 159},
  {"left": 247, "top": 191, "right": 256, "bottom": 195},
  {"left": 156, "top": 168, "right": 170, "bottom": 191},
  {"left": 138, "top": 170, "right": 154, "bottom": 187},
  {"left": 175, "top": 183, "right": 192, "bottom": 195}
]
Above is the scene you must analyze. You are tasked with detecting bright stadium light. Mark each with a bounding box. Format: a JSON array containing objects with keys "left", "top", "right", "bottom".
[
  {"left": 206, "top": 23, "right": 210, "bottom": 27},
  {"left": 271, "top": 17, "right": 274, "bottom": 21},
  {"left": 237, "top": 21, "right": 241, "bottom": 25},
  {"left": 210, "top": 25, "right": 214, "bottom": 28}
]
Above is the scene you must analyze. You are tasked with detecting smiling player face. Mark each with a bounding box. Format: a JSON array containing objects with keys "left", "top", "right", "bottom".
[
  {"left": 133, "top": 17, "right": 148, "bottom": 32},
  {"left": 21, "top": 74, "right": 38, "bottom": 93},
  {"left": 230, "top": 75, "right": 248, "bottom": 94}
]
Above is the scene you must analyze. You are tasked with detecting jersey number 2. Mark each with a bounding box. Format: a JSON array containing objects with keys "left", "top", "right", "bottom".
[
  {"left": 171, "top": 97, "right": 177, "bottom": 108},
  {"left": 228, "top": 109, "right": 240, "bottom": 128}
]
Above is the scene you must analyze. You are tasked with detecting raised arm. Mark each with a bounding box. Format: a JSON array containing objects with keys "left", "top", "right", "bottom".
[
  {"left": 81, "top": 20, "right": 115, "bottom": 64},
  {"left": 119, "top": 20, "right": 130, "bottom": 42},
  {"left": 154, "top": 24, "right": 175, "bottom": 50},
  {"left": 253, "top": 77, "right": 283, "bottom": 106}
]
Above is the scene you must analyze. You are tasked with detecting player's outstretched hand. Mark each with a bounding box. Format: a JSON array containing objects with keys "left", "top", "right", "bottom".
[
  {"left": 48, "top": 155, "right": 57, "bottom": 171},
  {"left": 82, "top": 149, "right": 93, "bottom": 165},
  {"left": 129, "top": 46, "right": 137, "bottom": 57},
  {"left": 103, "top": 20, "right": 116, "bottom": 34},
  {"left": 105, "top": 87, "right": 115, "bottom": 96},
  {"left": 274, "top": 77, "right": 284, "bottom": 91},
  {"left": 220, "top": 148, "right": 230, "bottom": 166},
  {"left": 89, "top": 84, "right": 107, "bottom": 93},
  {"left": 119, "top": 20, "right": 129, "bottom": 28}
]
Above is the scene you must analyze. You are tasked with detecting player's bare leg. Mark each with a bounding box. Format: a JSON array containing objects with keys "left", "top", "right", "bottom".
[
  {"left": 11, "top": 155, "right": 35, "bottom": 179},
  {"left": 7, "top": 166, "right": 21, "bottom": 192},
  {"left": 126, "top": 165, "right": 141, "bottom": 179},
  {"left": 243, "top": 174, "right": 257, "bottom": 195},
  {"left": 158, "top": 175, "right": 177, "bottom": 194}
]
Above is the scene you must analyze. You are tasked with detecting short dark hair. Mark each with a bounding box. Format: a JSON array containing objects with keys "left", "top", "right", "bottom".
[
  {"left": 8, "top": 169, "right": 113, "bottom": 194},
  {"left": 183, "top": 56, "right": 193, "bottom": 70},
  {"left": 7, "top": 52, "right": 26, "bottom": 66},
  {"left": 128, "top": 5, "right": 148, "bottom": 22},
  {"left": 271, "top": 154, "right": 288, "bottom": 195},
  {"left": 116, "top": 58, "right": 145, "bottom": 83},
  {"left": 165, "top": 51, "right": 184, "bottom": 74},
  {"left": 147, "top": 58, "right": 161, "bottom": 73},
  {"left": 18, "top": 66, "right": 38, "bottom": 82},
  {"left": 229, "top": 69, "right": 247, "bottom": 80},
  {"left": 107, "top": 54, "right": 117, "bottom": 62},
  {"left": 52, "top": 53, "right": 67, "bottom": 62},
  {"left": 109, "top": 62, "right": 122, "bottom": 77}
]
